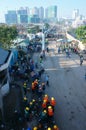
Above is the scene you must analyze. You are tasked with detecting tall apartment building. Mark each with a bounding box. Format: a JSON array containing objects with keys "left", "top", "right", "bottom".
[
  {"left": 5, "top": 10, "right": 17, "bottom": 24},
  {"left": 38, "top": 7, "right": 44, "bottom": 20},
  {"left": 72, "top": 9, "right": 79, "bottom": 20},
  {"left": 45, "top": 5, "right": 57, "bottom": 19},
  {"left": 17, "top": 7, "right": 29, "bottom": 24}
]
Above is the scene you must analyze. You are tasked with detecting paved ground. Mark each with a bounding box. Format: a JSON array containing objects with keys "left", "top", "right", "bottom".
[{"left": 35, "top": 41, "right": 86, "bottom": 130}]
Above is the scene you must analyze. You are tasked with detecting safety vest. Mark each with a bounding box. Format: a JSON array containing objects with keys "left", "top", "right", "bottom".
[
  {"left": 48, "top": 108, "right": 54, "bottom": 116},
  {"left": 42, "top": 101, "right": 47, "bottom": 109},
  {"left": 50, "top": 99, "right": 56, "bottom": 107},
  {"left": 43, "top": 97, "right": 49, "bottom": 103}
]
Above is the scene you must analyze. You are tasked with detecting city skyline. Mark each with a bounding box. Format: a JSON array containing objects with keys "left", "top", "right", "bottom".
[{"left": 0, "top": 0, "right": 86, "bottom": 22}]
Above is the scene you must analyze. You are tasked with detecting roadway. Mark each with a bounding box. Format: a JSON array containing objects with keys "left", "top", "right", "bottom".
[{"left": 43, "top": 41, "right": 86, "bottom": 130}]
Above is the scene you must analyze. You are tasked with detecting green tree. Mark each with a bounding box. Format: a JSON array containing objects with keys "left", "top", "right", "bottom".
[
  {"left": 0, "top": 25, "right": 18, "bottom": 49},
  {"left": 75, "top": 26, "right": 86, "bottom": 43}
]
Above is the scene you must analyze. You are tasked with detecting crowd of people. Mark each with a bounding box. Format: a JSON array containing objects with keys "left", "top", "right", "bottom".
[{"left": 0, "top": 46, "right": 59, "bottom": 130}]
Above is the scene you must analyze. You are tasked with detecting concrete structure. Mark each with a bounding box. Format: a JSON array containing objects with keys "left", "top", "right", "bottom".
[
  {"left": 0, "top": 48, "right": 12, "bottom": 119},
  {"left": 66, "top": 32, "right": 85, "bottom": 50}
]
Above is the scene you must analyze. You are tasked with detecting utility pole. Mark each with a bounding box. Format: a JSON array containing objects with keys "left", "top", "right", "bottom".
[{"left": 42, "top": 25, "right": 45, "bottom": 51}]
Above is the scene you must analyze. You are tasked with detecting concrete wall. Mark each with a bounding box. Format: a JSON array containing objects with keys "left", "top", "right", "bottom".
[{"left": 66, "top": 32, "right": 85, "bottom": 50}]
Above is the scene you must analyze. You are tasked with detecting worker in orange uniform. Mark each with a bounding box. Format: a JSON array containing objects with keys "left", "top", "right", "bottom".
[
  {"left": 34, "top": 79, "right": 38, "bottom": 88},
  {"left": 31, "top": 82, "right": 35, "bottom": 93},
  {"left": 52, "top": 125, "right": 59, "bottom": 130},
  {"left": 47, "top": 106, "right": 54, "bottom": 117},
  {"left": 50, "top": 97, "right": 56, "bottom": 111},
  {"left": 43, "top": 94, "right": 49, "bottom": 103},
  {"left": 42, "top": 100, "right": 47, "bottom": 109}
]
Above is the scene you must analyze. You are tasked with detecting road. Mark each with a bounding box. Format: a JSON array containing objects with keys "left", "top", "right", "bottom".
[{"left": 43, "top": 41, "right": 86, "bottom": 130}]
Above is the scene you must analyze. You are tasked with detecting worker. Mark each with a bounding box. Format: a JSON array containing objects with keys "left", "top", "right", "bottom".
[
  {"left": 39, "top": 110, "right": 47, "bottom": 123},
  {"left": 24, "top": 107, "right": 30, "bottom": 121},
  {"left": 43, "top": 94, "right": 49, "bottom": 103},
  {"left": 34, "top": 79, "right": 38, "bottom": 87},
  {"left": 23, "top": 96, "right": 28, "bottom": 108},
  {"left": 23, "top": 82, "right": 27, "bottom": 95},
  {"left": 42, "top": 82, "right": 45, "bottom": 91},
  {"left": 52, "top": 125, "right": 59, "bottom": 130},
  {"left": 47, "top": 106, "right": 54, "bottom": 117},
  {"left": 31, "top": 82, "right": 35, "bottom": 93},
  {"left": 42, "top": 100, "right": 47, "bottom": 109},
  {"left": 50, "top": 97, "right": 56, "bottom": 109}
]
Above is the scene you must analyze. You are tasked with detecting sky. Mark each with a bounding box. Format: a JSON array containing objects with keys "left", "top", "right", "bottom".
[{"left": 0, "top": 0, "right": 86, "bottom": 22}]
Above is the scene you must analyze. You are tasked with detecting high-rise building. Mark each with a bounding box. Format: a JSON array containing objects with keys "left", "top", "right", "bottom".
[
  {"left": 72, "top": 9, "right": 79, "bottom": 20},
  {"left": 45, "top": 6, "right": 57, "bottom": 19},
  {"left": 5, "top": 10, "right": 17, "bottom": 24},
  {"left": 31, "top": 7, "right": 39, "bottom": 16},
  {"left": 17, "top": 7, "right": 29, "bottom": 24},
  {"left": 38, "top": 7, "right": 44, "bottom": 20}
]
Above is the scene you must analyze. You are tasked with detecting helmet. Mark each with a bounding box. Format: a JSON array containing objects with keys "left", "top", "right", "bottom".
[
  {"left": 24, "top": 96, "right": 27, "bottom": 100},
  {"left": 43, "top": 100, "right": 47, "bottom": 103},
  {"left": 51, "top": 97, "right": 55, "bottom": 100},
  {"left": 44, "top": 94, "right": 48, "bottom": 97},
  {"left": 35, "top": 79, "right": 38, "bottom": 82},
  {"left": 30, "top": 102, "right": 33, "bottom": 105},
  {"left": 48, "top": 106, "right": 52, "bottom": 109},
  {"left": 25, "top": 107, "right": 29, "bottom": 111},
  {"left": 24, "top": 83, "right": 27, "bottom": 86},
  {"left": 32, "top": 99, "right": 35, "bottom": 102},
  {"left": 47, "top": 127, "right": 51, "bottom": 130},
  {"left": 44, "top": 110, "right": 47, "bottom": 113},
  {"left": 33, "top": 127, "right": 38, "bottom": 130},
  {"left": 53, "top": 125, "right": 58, "bottom": 128}
]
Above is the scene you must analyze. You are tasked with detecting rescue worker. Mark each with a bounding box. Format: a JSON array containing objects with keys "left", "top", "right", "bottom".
[
  {"left": 23, "top": 82, "right": 27, "bottom": 95},
  {"left": 43, "top": 94, "right": 49, "bottom": 103},
  {"left": 23, "top": 96, "right": 28, "bottom": 108},
  {"left": 34, "top": 79, "right": 38, "bottom": 89},
  {"left": 39, "top": 110, "right": 47, "bottom": 123},
  {"left": 42, "top": 100, "right": 47, "bottom": 109},
  {"left": 42, "top": 82, "right": 45, "bottom": 91},
  {"left": 24, "top": 107, "right": 30, "bottom": 121},
  {"left": 47, "top": 106, "right": 54, "bottom": 117},
  {"left": 50, "top": 97, "right": 56, "bottom": 110},
  {"left": 31, "top": 82, "right": 35, "bottom": 93},
  {"left": 52, "top": 125, "right": 59, "bottom": 130}
]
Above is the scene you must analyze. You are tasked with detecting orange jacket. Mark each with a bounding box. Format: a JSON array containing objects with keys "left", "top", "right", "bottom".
[
  {"left": 48, "top": 107, "right": 54, "bottom": 116},
  {"left": 50, "top": 99, "right": 56, "bottom": 107},
  {"left": 43, "top": 96, "right": 49, "bottom": 103},
  {"left": 42, "top": 101, "right": 47, "bottom": 109}
]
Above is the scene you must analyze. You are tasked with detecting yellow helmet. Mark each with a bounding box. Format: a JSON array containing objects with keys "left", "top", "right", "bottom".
[
  {"left": 44, "top": 94, "right": 48, "bottom": 97},
  {"left": 53, "top": 125, "right": 58, "bottom": 128},
  {"left": 47, "top": 127, "right": 51, "bottom": 130},
  {"left": 23, "top": 96, "right": 27, "bottom": 100},
  {"left": 44, "top": 110, "right": 47, "bottom": 113},
  {"left": 25, "top": 107, "right": 29, "bottom": 111},
  {"left": 51, "top": 97, "right": 55, "bottom": 100},
  {"left": 48, "top": 106, "right": 52, "bottom": 109},
  {"left": 24, "top": 82, "right": 26, "bottom": 86},
  {"left": 32, "top": 99, "right": 35, "bottom": 102},
  {"left": 30, "top": 102, "right": 33, "bottom": 105},
  {"left": 33, "top": 126, "right": 38, "bottom": 130}
]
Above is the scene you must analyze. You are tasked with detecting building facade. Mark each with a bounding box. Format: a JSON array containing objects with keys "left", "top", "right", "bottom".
[{"left": 5, "top": 11, "right": 17, "bottom": 24}]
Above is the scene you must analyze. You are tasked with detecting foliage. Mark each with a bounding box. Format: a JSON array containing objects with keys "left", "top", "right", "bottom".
[
  {"left": 0, "top": 25, "right": 18, "bottom": 49},
  {"left": 75, "top": 26, "right": 86, "bottom": 43},
  {"left": 28, "top": 25, "right": 40, "bottom": 34},
  {"left": 44, "top": 23, "right": 50, "bottom": 29}
]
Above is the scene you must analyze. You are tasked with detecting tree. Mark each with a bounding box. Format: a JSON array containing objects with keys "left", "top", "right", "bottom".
[
  {"left": 0, "top": 25, "right": 18, "bottom": 49},
  {"left": 75, "top": 26, "right": 86, "bottom": 43}
]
